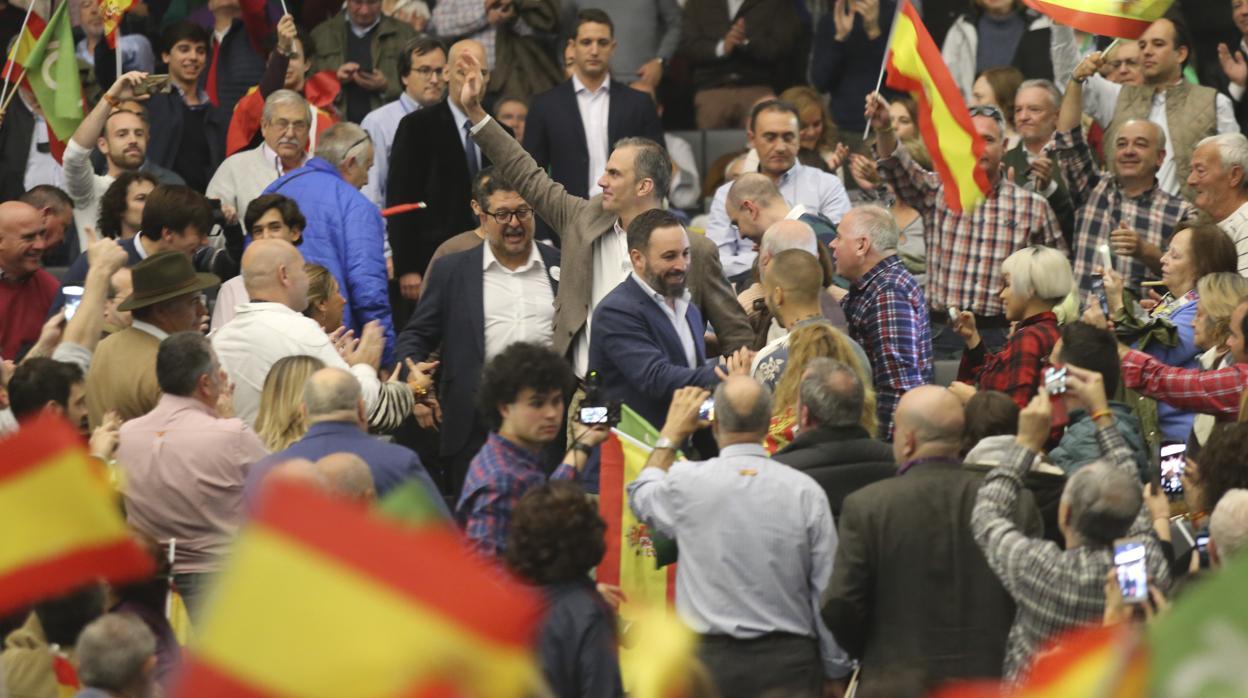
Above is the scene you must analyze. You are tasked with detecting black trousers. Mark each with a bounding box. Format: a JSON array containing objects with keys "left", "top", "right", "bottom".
[{"left": 697, "top": 632, "right": 823, "bottom": 698}]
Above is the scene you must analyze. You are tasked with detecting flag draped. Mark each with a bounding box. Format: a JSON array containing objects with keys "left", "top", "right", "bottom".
[
  {"left": 20, "top": 0, "right": 83, "bottom": 140},
  {"left": 174, "top": 478, "right": 545, "bottom": 698},
  {"left": 1022, "top": 0, "right": 1175, "bottom": 40},
  {"left": 884, "top": 0, "right": 990, "bottom": 212},
  {"left": 0, "top": 415, "right": 153, "bottom": 616}
]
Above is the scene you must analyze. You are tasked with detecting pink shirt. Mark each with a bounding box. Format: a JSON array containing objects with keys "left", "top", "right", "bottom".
[{"left": 116, "top": 394, "right": 269, "bottom": 573}]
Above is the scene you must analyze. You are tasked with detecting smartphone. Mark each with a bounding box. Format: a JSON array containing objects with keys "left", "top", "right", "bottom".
[
  {"left": 1159, "top": 442, "right": 1187, "bottom": 497},
  {"left": 133, "top": 74, "right": 171, "bottom": 96},
  {"left": 1195, "top": 532, "right": 1211, "bottom": 568},
  {"left": 1043, "top": 365, "right": 1068, "bottom": 395},
  {"left": 698, "top": 397, "right": 715, "bottom": 422},
  {"left": 577, "top": 405, "right": 610, "bottom": 425},
  {"left": 947, "top": 306, "right": 959, "bottom": 323},
  {"left": 1090, "top": 277, "right": 1110, "bottom": 317},
  {"left": 62, "top": 285, "right": 84, "bottom": 321},
  {"left": 1114, "top": 537, "right": 1150, "bottom": 604}
]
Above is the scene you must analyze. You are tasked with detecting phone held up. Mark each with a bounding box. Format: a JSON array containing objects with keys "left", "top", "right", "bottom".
[
  {"left": 576, "top": 371, "right": 620, "bottom": 428},
  {"left": 62, "top": 286, "right": 84, "bottom": 321},
  {"left": 1158, "top": 441, "right": 1187, "bottom": 499},
  {"left": 1114, "top": 536, "right": 1150, "bottom": 605}
]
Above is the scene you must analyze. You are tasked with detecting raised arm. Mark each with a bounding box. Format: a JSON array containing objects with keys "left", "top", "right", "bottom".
[{"left": 866, "top": 93, "right": 941, "bottom": 219}]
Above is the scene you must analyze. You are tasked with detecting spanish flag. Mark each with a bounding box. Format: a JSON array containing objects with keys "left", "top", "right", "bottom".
[
  {"left": 98, "top": 0, "right": 136, "bottom": 49},
  {"left": 885, "top": 0, "right": 990, "bottom": 212},
  {"left": 1022, "top": 0, "right": 1175, "bottom": 40},
  {"left": 0, "top": 10, "right": 47, "bottom": 87},
  {"left": 175, "top": 478, "right": 545, "bottom": 697},
  {"left": 0, "top": 415, "right": 153, "bottom": 616}
]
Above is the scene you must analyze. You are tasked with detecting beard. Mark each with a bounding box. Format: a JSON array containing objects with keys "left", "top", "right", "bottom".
[{"left": 645, "top": 265, "right": 687, "bottom": 299}]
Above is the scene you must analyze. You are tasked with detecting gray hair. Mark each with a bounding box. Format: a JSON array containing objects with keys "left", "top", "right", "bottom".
[
  {"left": 1061, "top": 462, "right": 1142, "bottom": 546},
  {"left": 713, "top": 379, "right": 772, "bottom": 434},
  {"left": 1001, "top": 245, "right": 1073, "bottom": 302},
  {"left": 760, "top": 219, "right": 817, "bottom": 258},
  {"left": 1198, "top": 133, "right": 1248, "bottom": 191},
  {"left": 1017, "top": 78, "right": 1062, "bottom": 111},
  {"left": 1211, "top": 488, "right": 1248, "bottom": 560},
  {"left": 157, "top": 332, "right": 216, "bottom": 397},
  {"left": 261, "top": 89, "right": 311, "bottom": 124},
  {"left": 843, "top": 205, "right": 899, "bottom": 252},
  {"left": 75, "top": 613, "right": 156, "bottom": 691},
  {"left": 303, "top": 367, "right": 362, "bottom": 417},
  {"left": 800, "top": 357, "right": 864, "bottom": 428},
  {"left": 614, "top": 136, "right": 671, "bottom": 200},
  {"left": 315, "top": 122, "right": 372, "bottom": 168},
  {"left": 315, "top": 453, "right": 375, "bottom": 501}
]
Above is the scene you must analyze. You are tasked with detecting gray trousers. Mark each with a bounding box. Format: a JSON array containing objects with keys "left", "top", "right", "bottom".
[{"left": 697, "top": 632, "right": 823, "bottom": 698}]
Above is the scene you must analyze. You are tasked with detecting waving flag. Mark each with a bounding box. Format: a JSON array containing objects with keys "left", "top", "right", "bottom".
[
  {"left": 20, "top": 0, "right": 83, "bottom": 141},
  {"left": 1, "top": 10, "right": 46, "bottom": 86},
  {"left": 99, "top": 0, "right": 136, "bottom": 48},
  {"left": 885, "top": 0, "right": 990, "bottom": 212},
  {"left": 1022, "top": 0, "right": 1175, "bottom": 40},
  {"left": 0, "top": 415, "right": 153, "bottom": 616}
]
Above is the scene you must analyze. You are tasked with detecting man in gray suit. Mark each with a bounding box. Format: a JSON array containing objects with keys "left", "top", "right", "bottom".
[{"left": 454, "top": 51, "right": 751, "bottom": 378}]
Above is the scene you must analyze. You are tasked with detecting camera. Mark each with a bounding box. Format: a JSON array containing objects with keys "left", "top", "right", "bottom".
[{"left": 577, "top": 371, "right": 620, "bottom": 427}]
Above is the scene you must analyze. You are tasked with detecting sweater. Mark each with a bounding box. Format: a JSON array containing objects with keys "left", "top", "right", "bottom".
[{"left": 0, "top": 269, "right": 59, "bottom": 360}]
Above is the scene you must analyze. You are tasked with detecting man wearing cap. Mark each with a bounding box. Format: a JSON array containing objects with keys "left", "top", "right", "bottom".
[{"left": 85, "top": 250, "right": 220, "bottom": 428}]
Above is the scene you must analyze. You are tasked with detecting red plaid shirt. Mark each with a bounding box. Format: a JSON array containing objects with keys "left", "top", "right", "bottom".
[
  {"left": 878, "top": 143, "right": 1066, "bottom": 316},
  {"left": 958, "top": 312, "right": 1060, "bottom": 408},
  {"left": 1121, "top": 349, "right": 1247, "bottom": 420}
]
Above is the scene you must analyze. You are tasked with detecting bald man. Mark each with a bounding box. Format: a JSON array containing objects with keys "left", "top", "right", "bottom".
[
  {"left": 726, "top": 173, "right": 839, "bottom": 250},
  {"left": 316, "top": 453, "right": 377, "bottom": 503},
  {"left": 0, "top": 201, "right": 57, "bottom": 360},
  {"left": 628, "top": 380, "right": 852, "bottom": 697},
  {"left": 822, "top": 385, "right": 1037, "bottom": 694}
]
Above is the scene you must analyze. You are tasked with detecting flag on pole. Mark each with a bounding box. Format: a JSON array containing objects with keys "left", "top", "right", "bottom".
[
  {"left": 596, "top": 405, "right": 681, "bottom": 693},
  {"left": 1022, "top": 0, "right": 1175, "bottom": 40},
  {"left": 99, "top": 0, "right": 136, "bottom": 49},
  {"left": 1, "top": 11, "right": 47, "bottom": 88},
  {"left": 884, "top": 0, "right": 991, "bottom": 212},
  {"left": 174, "top": 478, "right": 545, "bottom": 697},
  {"left": 0, "top": 415, "right": 153, "bottom": 616},
  {"left": 20, "top": 0, "right": 83, "bottom": 141}
]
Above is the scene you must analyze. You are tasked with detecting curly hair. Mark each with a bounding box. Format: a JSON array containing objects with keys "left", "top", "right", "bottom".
[
  {"left": 505, "top": 481, "right": 606, "bottom": 584},
  {"left": 476, "top": 342, "right": 576, "bottom": 431},
  {"left": 97, "top": 171, "right": 158, "bottom": 240},
  {"left": 772, "top": 322, "right": 877, "bottom": 435},
  {"left": 1195, "top": 423, "right": 1248, "bottom": 513}
]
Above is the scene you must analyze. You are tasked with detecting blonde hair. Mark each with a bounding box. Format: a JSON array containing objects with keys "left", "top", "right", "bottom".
[
  {"left": 1001, "top": 245, "right": 1073, "bottom": 303},
  {"left": 303, "top": 263, "right": 339, "bottom": 326},
  {"left": 772, "top": 323, "right": 877, "bottom": 435},
  {"left": 255, "top": 355, "right": 326, "bottom": 452},
  {"left": 1197, "top": 273, "right": 1248, "bottom": 348},
  {"left": 779, "top": 85, "right": 839, "bottom": 152}
]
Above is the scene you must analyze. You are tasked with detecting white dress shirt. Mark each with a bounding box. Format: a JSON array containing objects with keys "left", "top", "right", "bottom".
[
  {"left": 360, "top": 92, "right": 422, "bottom": 207},
  {"left": 481, "top": 241, "right": 555, "bottom": 359},
  {"left": 1219, "top": 200, "right": 1248, "bottom": 276},
  {"left": 573, "top": 218, "right": 632, "bottom": 376},
  {"left": 1081, "top": 73, "right": 1240, "bottom": 195},
  {"left": 573, "top": 74, "right": 611, "bottom": 198},
  {"left": 210, "top": 302, "right": 381, "bottom": 428},
  {"left": 631, "top": 271, "right": 696, "bottom": 368},
  {"left": 130, "top": 319, "right": 169, "bottom": 341},
  {"left": 23, "top": 95, "right": 63, "bottom": 192}
]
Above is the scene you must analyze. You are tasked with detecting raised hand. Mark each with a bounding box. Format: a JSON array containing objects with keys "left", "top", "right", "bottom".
[{"left": 1219, "top": 43, "right": 1248, "bottom": 88}]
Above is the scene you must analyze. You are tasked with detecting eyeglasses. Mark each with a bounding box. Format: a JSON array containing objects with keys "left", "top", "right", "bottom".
[
  {"left": 968, "top": 104, "right": 1003, "bottom": 119},
  {"left": 482, "top": 207, "right": 533, "bottom": 224},
  {"left": 412, "top": 66, "right": 445, "bottom": 79},
  {"left": 268, "top": 118, "right": 311, "bottom": 133}
]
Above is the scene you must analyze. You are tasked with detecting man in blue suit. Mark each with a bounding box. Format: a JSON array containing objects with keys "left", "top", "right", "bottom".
[
  {"left": 589, "top": 208, "right": 752, "bottom": 430},
  {"left": 244, "top": 366, "right": 446, "bottom": 514},
  {"left": 395, "top": 168, "right": 561, "bottom": 495}
]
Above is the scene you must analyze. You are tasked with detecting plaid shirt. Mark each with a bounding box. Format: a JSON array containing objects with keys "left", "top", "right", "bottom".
[
  {"left": 1052, "top": 126, "right": 1195, "bottom": 298},
  {"left": 842, "top": 255, "right": 933, "bottom": 438},
  {"left": 957, "top": 311, "right": 1060, "bottom": 409},
  {"left": 972, "top": 425, "right": 1170, "bottom": 680},
  {"left": 877, "top": 143, "right": 1065, "bottom": 316},
  {"left": 1121, "top": 348, "right": 1248, "bottom": 420},
  {"left": 456, "top": 432, "right": 576, "bottom": 559}
]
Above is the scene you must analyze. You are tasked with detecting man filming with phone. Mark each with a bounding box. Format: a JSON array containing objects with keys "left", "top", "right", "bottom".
[{"left": 972, "top": 364, "right": 1171, "bottom": 680}]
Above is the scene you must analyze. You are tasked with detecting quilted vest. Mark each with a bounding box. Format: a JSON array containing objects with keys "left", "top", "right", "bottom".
[{"left": 1108, "top": 80, "right": 1217, "bottom": 200}]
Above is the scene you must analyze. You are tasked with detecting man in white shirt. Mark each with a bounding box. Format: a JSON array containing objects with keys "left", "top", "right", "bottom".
[
  {"left": 211, "top": 239, "right": 386, "bottom": 427},
  {"left": 1187, "top": 133, "right": 1248, "bottom": 274},
  {"left": 207, "top": 90, "right": 311, "bottom": 224},
  {"left": 209, "top": 194, "right": 306, "bottom": 330},
  {"left": 705, "top": 99, "right": 851, "bottom": 285},
  {"left": 360, "top": 35, "right": 448, "bottom": 208}
]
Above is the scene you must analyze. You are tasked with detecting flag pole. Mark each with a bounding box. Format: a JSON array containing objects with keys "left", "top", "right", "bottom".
[
  {"left": 862, "top": 0, "right": 904, "bottom": 142},
  {"left": 0, "top": 0, "right": 37, "bottom": 108},
  {"left": 0, "top": 67, "right": 27, "bottom": 126},
  {"left": 115, "top": 24, "right": 123, "bottom": 78}
]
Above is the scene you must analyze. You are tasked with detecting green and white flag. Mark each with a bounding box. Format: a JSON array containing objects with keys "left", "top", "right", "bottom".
[{"left": 21, "top": 0, "right": 82, "bottom": 140}]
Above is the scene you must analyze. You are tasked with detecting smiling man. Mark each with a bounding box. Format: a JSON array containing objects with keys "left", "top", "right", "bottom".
[
  {"left": 1189, "top": 133, "right": 1248, "bottom": 274},
  {"left": 0, "top": 201, "right": 57, "bottom": 360},
  {"left": 209, "top": 90, "right": 312, "bottom": 227}
]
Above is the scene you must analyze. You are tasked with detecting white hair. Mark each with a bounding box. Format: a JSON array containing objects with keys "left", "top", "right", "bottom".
[
  {"left": 1198, "top": 133, "right": 1248, "bottom": 190},
  {"left": 1017, "top": 79, "right": 1061, "bottom": 111},
  {"left": 1001, "top": 245, "right": 1073, "bottom": 302},
  {"left": 760, "top": 219, "right": 817, "bottom": 258},
  {"left": 1211, "top": 489, "right": 1248, "bottom": 560},
  {"left": 842, "top": 205, "right": 899, "bottom": 252},
  {"left": 261, "top": 89, "right": 311, "bottom": 124},
  {"left": 315, "top": 122, "right": 372, "bottom": 168}
]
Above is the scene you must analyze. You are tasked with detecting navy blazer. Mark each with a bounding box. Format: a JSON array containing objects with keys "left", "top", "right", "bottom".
[
  {"left": 588, "top": 276, "right": 719, "bottom": 429},
  {"left": 523, "top": 79, "right": 664, "bottom": 201},
  {"left": 394, "top": 242, "right": 561, "bottom": 459}
]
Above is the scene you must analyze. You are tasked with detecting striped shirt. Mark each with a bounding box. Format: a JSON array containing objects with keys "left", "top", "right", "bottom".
[
  {"left": 1218, "top": 200, "right": 1248, "bottom": 276},
  {"left": 878, "top": 142, "right": 1065, "bottom": 317}
]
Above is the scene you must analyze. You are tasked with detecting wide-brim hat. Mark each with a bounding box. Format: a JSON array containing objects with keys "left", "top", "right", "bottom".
[{"left": 118, "top": 250, "right": 221, "bottom": 312}]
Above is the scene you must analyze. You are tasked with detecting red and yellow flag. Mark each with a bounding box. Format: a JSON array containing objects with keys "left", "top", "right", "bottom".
[
  {"left": 174, "top": 478, "right": 546, "bottom": 697},
  {"left": 0, "top": 11, "right": 47, "bottom": 86},
  {"left": 99, "top": 0, "right": 136, "bottom": 49},
  {"left": 885, "top": 0, "right": 990, "bottom": 212},
  {"left": 0, "top": 415, "right": 153, "bottom": 616},
  {"left": 1022, "top": 0, "right": 1175, "bottom": 40}
]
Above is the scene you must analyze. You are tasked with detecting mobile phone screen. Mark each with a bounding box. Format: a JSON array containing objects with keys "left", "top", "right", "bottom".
[
  {"left": 62, "top": 286, "right": 84, "bottom": 321},
  {"left": 1114, "top": 538, "right": 1149, "bottom": 604},
  {"left": 1159, "top": 442, "right": 1187, "bottom": 496},
  {"left": 577, "top": 406, "right": 608, "bottom": 425}
]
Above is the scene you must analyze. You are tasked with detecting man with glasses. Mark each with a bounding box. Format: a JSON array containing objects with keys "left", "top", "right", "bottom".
[
  {"left": 395, "top": 168, "right": 560, "bottom": 494},
  {"left": 209, "top": 90, "right": 313, "bottom": 226},
  {"left": 361, "top": 36, "right": 449, "bottom": 208},
  {"left": 867, "top": 94, "right": 1064, "bottom": 361},
  {"left": 265, "top": 122, "right": 397, "bottom": 364}
]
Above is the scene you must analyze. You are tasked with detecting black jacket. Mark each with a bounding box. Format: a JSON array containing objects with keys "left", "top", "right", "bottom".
[
  {"left": 0, "top": 96, "right": 34, "bottom": 203},
  {"left": 143, "top": 90, "right": 229, "bottom": 189},
  {"left": 771, "top": 425, "right": 894, "bottom": 519},
  {"left": 678, "top": 0, "right": 802, "bottom": 90}
]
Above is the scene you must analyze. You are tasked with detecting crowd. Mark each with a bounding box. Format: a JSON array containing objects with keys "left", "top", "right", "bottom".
[{"left": 4, "top": 0, "right": 1248, "bottom": 696}]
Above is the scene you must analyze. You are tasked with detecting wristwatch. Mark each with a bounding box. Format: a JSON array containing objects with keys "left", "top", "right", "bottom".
[{"left": 653, "top": 436, "right": 678, "bottom": 451}]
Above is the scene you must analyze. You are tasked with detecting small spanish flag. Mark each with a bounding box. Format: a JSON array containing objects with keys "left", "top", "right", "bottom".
[
  {"left": 884, "top": 0, "right": 991, "bottom": 212},
  {"left": 0, "top": 10, "right": 47, "bottom": 85},
  {"left": 0, "top": 415, "right": 153, "bottom": 616},
  {"left": 174, "top": 478, "right": 546, "bottom": 697},
  {"left": 1022, "top": 0, "right": 1175, "bottom": 40},
  {"left": 98, "top": 0, "right": 136, "bottom": 49}
]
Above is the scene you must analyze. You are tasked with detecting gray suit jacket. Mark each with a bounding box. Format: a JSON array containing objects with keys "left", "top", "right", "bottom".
[{"left": 472, "top": 118, "right": 752, "bottom": 358}]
